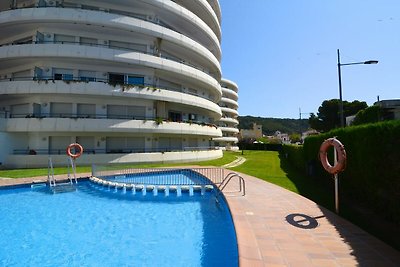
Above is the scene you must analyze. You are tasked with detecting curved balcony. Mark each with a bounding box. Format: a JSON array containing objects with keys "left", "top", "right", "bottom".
[
  {"left": 219, "top": 127, "right": 240, "bottom": 134},
  {"left": 88, "top": 0, "right": 221, "bottom": 56},
  {"left": 0, "top": 6, "right": 221, "bottom": 62},
  {"left": 219, "top": 117, "right": 239, "bottom": 125},
  {"left": 212, "top": 136, "right": 238, "bottom": 143},
  {"left": 0, "top": 80, "right": 222, "bottom": 119},
  {"left": 207, "top": 0, "right": 222, "bottom": 24},
  {"left": 220, "top": 97, "right": 239, "bottom": 109},
  {"left": 221, "top": 87, "right": 239, "bottom": 101},
  {"left": 5, "top": 118, "right": 222, "bottom": 137},
  {"left": 0, "top": 8, "right": 221, "bottom": 75},
  {"left": 220, "top": 107, "right": 239, "bottom": 117},
  {"left": 173, "top": 0, "right": 221, "bottom": 41},
  {"left": 0, "top": 44, "right": 222, "bottom": 99},
  {"left": 221, "top": 78, "right": 239, "bottom": 93}
]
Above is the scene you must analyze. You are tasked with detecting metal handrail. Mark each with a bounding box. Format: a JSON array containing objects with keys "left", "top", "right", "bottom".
[
  {"left": 217, "top": 172, "right": 246, "bottom": 196},
  {"left": 67, "top": 157, "right": 78, "bottom": 184},
  {"left": 47, "top": 157, "right": 55, "bottom": 187}
]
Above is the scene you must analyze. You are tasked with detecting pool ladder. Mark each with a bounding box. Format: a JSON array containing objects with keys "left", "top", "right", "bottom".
[
  {"left": 48, "top": 157, "right": 77, "bottom": 192},
  {"left": 216, "top": 172, "right": 246, "bottom": 197}
]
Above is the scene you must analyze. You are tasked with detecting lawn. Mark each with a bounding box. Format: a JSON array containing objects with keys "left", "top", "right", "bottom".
[{"left": 229, "top": 150, "right": 334, "bottom": 209}]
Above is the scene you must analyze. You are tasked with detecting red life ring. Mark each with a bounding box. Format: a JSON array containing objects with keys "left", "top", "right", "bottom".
[
  {"left": 66, "top": 143, "right": 83, "bottom": 159},
  {"left": 319, "top": 138, "right": 347, "bottom": 174}
]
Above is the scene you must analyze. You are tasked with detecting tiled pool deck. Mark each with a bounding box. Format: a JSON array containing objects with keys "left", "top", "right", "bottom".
[{"left": 1, "top": 171, "right": 399, "bottom": 266}]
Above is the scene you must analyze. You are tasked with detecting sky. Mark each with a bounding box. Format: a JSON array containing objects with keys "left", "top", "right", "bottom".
[{"left": 219, "top": 0, "right": 400, "bottom": 119}]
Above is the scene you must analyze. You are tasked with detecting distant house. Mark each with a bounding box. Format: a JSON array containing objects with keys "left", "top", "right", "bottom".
[
  {"left": 375, "top": 99, "right": 400, "bottom": 120},
  {"left": 239, "top": 123, "right": 263, "bottom": 140},
  {"left": 301, "top": 129, "right": 319, "bottom": 142},
  {"left": 274, "top": 131, "right": 290, "bottom": 144}
]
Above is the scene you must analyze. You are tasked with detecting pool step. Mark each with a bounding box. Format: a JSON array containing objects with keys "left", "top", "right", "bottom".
[
  {"left": 89, "top": 176, "right": 214, "bottom": 196},
  {"left": 50, "top": 183, "right": 77, "bottom": 194}
]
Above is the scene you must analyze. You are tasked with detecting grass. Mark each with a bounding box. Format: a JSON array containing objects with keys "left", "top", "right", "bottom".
[{"left": 229, "top": 150, "right": 334, "bottom": 209}]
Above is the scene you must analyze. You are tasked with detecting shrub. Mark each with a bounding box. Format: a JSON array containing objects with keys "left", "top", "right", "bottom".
[{"left": 303, "top": 120, "right": 400, "bottom": 223}]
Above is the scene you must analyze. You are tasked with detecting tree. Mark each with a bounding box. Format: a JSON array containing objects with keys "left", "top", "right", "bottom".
[
  {"left": 309, "top": 99, "right": 367, "bottom": 132},
  {"left": 289, "top": 133, "right": 301, "bottom": 143},
  {"left": 352, "top": 105, "right": 382, "bottom": 125}
]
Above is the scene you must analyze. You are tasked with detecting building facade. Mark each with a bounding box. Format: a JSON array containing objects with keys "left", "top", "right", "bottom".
[
  {"left": 213, "top": 78, "right": 239, "bottom": 150},
  {"left": 239, "top": 123, "right": 262, "bottom": 141},
  {"left": 0, "top": 0, "right": 227, "bottom": 168},
  {"left": 376, "top": 99, "right": 400, "bottom": 120}
]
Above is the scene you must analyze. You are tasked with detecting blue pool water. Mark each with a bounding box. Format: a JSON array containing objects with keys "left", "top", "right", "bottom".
[
  {"left": 107, "top": 170, "right": 211, "bottom": 185},
  {"left": 0, "top": 181, "right": 238, "bottom": 266}
]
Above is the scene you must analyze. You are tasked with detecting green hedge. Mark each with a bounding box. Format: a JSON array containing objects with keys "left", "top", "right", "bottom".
[
  {"left": 299, "top": 120, "right": 400, "bottom": 223},
  {"left": 282, "top": 144, "right": 306, "bottom": 173},
  {"left": 238, "top": 142, "right": 282, "bottom": 151}
]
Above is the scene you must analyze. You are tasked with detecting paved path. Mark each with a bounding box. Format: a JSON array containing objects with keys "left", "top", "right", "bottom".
[
  {"left": 222, "top": 170, "right": 400, "bottom": 266},
  {"left": 222, "top": 156, "right": 246, "bottom": 168}
]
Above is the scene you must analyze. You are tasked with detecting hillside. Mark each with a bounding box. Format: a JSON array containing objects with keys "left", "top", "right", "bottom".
[{"left": 238, "top": 116, "right": 309, "bottom": 135}]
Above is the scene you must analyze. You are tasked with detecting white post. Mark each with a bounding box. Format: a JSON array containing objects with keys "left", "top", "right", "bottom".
[{"left": 334, "top": 147, "right": 339, "bottom": 214}]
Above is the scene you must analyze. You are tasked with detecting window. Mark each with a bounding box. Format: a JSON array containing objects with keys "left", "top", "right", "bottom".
[
  {"left": 50, "top": 103, "right": 72, "bottom": 117},
  {"left": 108, "top": 73, "right": 124, "bottom": 85},
  {"left": 49, "top": 136, "right": 71, "bottom": 154},
  {"left": 53, "top": 68, "right": 73, "bottom": 81},
  {"left": 109, "top": 40, "right": 147, "bottom": 53},
  {"left": 106, "top": 137, "right": 145, "bottom": 153},
  {"left": 80, "top": 37, "right": 97, "bottom": 46},
  {"left": 76, "top": 136, "right": 95, "bottom": 151},
  {"left": 54, "top": 73, "right": 73, "bottom": 80},
  {"left": 168, "top": 111, "right": 182, "bottom": 122},
  {"left": 188, "top": 113, "right": 197, "bottom": 121},
  {"left": 127, "top": 76, "right": 144, "bottom": 86},
  {"left": 54, "top": 34, "right": 75, "bottom": 44},
  {"left": 79, "top": 70, "right": 96, "bottom": 82},
  {"left": 107, "top": 105, "right": 145, "bottom": 119},
  {"left": 54, "top": 73, "right": 63, "bottom": 80},
  {"left": 11, "top": 103, "right": 29, "bottom": 118},
  {"left": 77, "top": 104, "right": 95, "bottom": 118}
]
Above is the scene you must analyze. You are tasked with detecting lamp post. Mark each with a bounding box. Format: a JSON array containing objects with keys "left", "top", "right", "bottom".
[{"left": 337, "top": 49, "right": 378, "bottom": 127}]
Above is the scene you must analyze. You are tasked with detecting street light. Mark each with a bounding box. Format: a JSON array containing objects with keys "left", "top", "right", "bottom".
[{"left": 337, "top": 49, "right": 378, "bottom": 127}]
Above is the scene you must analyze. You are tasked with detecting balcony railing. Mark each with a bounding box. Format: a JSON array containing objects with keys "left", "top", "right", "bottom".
[
  {"left": 13, "top": 146, "right": 217, "bottom": 155},
  {"left": 5, "top": 112, "right": 218, "bottom": 128},
  {"left": 0, "top": 75, "right": 217, "bottom": 102}
]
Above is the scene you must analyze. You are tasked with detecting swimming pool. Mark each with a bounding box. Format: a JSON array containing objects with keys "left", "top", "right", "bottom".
[{"left": 0, "top": 179, "right": 238, "bottom": 266}]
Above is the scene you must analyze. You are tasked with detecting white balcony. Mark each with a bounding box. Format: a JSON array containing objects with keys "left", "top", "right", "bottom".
[
  {"left": 219, "top": 127, "right": 239, "bottom": 134},
  {"left": 0, "top": 44, "right": 222, "bottom": 98},
  {"left": 221, "top": 78, "right": 238, "bottom": 92},
  {"left": 0, "top": 81, "right": 222, "bottom": 120},
  {"left": 222, "top": 87, "right": 239, "bottom": 101},
  {"left": 219, "top": 117, "right": 239, "bottom": 125},
  {"left": 0, "top": 8, "right": 221, "bottom": 73},
  {"left": 5, "top": 118, "right": 222, "bottom": 137},
  {"left": 212, "top": 136, "right": 238, "bottom": 143},
  {"left": 220, "top": 97, "right": 239, "bottom": 109},
  {"left": 220, "top": 107, "right": 239, "bottom": 117}
]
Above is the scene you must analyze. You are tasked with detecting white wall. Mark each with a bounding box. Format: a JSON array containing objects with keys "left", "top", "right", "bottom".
[{"left": 4, "top": 149, "right": 223, "bottom": 168}]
